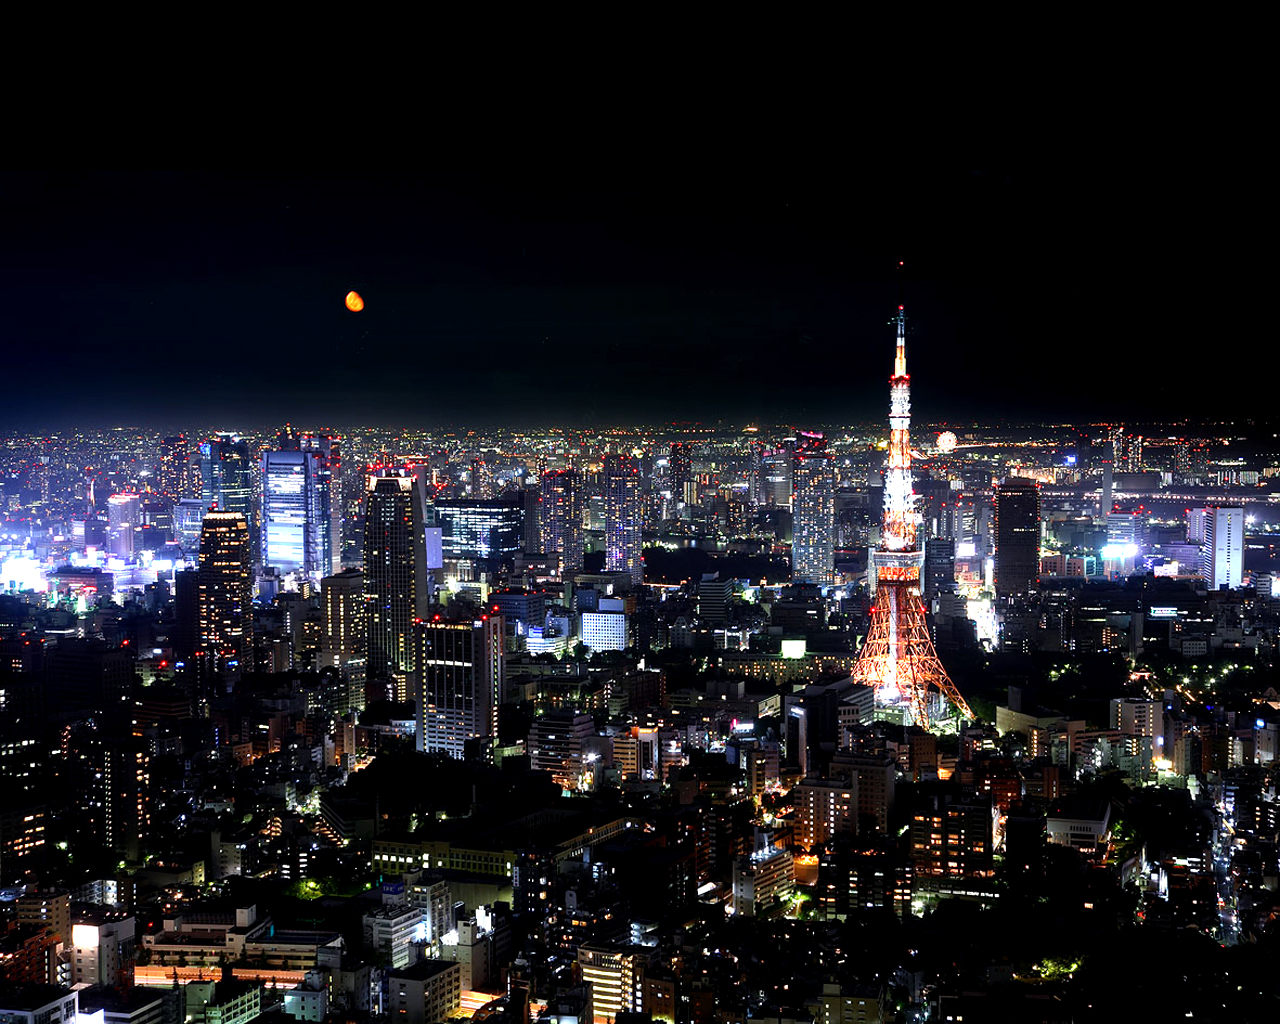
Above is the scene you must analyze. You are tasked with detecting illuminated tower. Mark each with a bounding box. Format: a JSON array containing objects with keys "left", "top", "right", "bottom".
[
  {"left": 791, "top": 433, "right": 834, "bottom": 583},
  {"left": 603, "top": 454, "right": 643, "bottom": 583},
  {"left": 851, "top": 303, "right": 972, "bottom": 727}
]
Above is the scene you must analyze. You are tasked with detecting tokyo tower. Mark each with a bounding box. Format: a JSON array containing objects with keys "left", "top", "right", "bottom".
[{"left": 851, "top": 300, "right": 973, "bottom": 727}]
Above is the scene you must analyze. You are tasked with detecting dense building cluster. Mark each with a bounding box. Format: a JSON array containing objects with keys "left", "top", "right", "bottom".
[{"left": 4, "top": 414, "right": 1280, "bottom": 1022}]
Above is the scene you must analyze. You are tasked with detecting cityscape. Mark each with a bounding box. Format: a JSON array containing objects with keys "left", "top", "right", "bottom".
[{"left": 2, "top": 174, "right": 1279, "bottom": 1023}]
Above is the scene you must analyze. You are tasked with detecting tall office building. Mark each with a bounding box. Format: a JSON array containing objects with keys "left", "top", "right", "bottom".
[
  {"left": 414, "top": 614, "right": 503, "bottom": 760},
  {"left": 196, "top": 510, "right": 253, "bottom": 671},
  {"left": 603, "top": 454, "right": 643, "bottom": 584},
  {"left": 791, "top": 433, "right": 834, "bottom": 583},
  {"left": 539, "top": 469, "right": 584, "bottom": 577},
  {"left": 993, "top": 477, "right": 1041, "bottom": 599},
  {"left": 200, "top": 434, "right": 255, "bottom": 552},
  {"left": 260, "top": 439, "right": 342, "bottom": 583},
  {"left": 363, "top": 470, "right": 428, "bottom": 700},
  {"left": 106, "top": 493, "right": 140, "bottom": 559},
  {"left": 923, "top": 536, "right": 956, "bottom": 604},
  {"left": 1201, "top": 506, "right": 1244, "bottom": 590},
  {"left": 299, "top": 433, "right": 342, "bottom": 576}
]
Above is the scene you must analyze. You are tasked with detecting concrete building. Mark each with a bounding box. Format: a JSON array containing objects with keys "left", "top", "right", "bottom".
[{"left": 384, "top": 959, "right": 462, "bottom": 1024}]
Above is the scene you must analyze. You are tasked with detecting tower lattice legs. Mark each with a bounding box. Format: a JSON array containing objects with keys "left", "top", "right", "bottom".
[{"left": 853, "top": 582, "right": 973, "bottom": 727}]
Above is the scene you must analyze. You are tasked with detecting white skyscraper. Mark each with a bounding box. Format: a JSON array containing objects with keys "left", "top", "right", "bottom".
[{"left": 1201, "top": 506, "right": 1244, "bottom": 590}]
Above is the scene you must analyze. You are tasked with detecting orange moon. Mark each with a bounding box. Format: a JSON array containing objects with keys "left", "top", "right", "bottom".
[{"left": 345, "top": 290, "right": 364, "bottom": 312}]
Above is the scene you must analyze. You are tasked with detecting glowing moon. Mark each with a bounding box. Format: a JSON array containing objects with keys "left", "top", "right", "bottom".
[{"left": 345, "top": 290, "right": 364, "bottom": 312}]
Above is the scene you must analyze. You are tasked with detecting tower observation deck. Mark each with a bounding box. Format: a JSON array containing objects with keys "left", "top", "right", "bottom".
[{"left": 851, "top": 303, "right": 972, "bottom": 728}]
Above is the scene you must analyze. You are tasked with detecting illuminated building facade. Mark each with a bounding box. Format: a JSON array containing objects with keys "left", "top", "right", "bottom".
[
  {"left": 603, "top": 454, "right": 643, "bottom": 583},
  {"left": 363, "top": 471, "right": 428, "bottom": 701},
  {"left": 851, "top": 304, "right": 972, "bottom": 727},
  {"left": 538, "top": 469, "right": 583, "bottom": 577},
  {"left": 197, "top": 511, "right": 253, "bottom": 671},
  {"left": 414, "top": 614, "right": 503, "bottom": 760},
  {"left": 432, "top": 499, "right": 523, "bottom": 572},
  {"left": 791, "top": 433, "right": 834, "bottom": 583},
  {"left": 261, "top": 442, "right": 342, "bottom": 583},
  {"left": 994, "top": 477, "right": 1041, "bottom": 599}
]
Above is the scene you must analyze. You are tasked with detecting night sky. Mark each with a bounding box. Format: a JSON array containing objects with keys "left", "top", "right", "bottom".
[{"left": 0, "top": 169, "right": 1257, "bottom": 431}]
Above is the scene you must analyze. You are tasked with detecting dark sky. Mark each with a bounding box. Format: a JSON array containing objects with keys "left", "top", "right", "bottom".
[{"left": 0, "top": 168, "right": 1257, "bottom": 431}]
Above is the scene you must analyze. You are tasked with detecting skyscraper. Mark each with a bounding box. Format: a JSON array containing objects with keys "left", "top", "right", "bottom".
[
  {"left": 200, "top": 434, "right": 254, "bottom": 553},
  {"left": 791, "top": 433, "right": 834, "bottom": 583},
  {"left": 1201, "top": 506, "right": 1244, "bottom": 590},
  {"left": 539, "top": 469, "right": 583, "bottom": 577},
  {"left": 196, "top": 510, "right": 253, "bottom": 671},
  {"left": 363, "top": 470, "right": 428, "bottom": 701},
  {"left": 603, "top": 454, "right": 643, "bottom": 584},
  {"left": 762, "top": 447, "right": 794, "bottom": 510},
  {"left": 106, "top": 493, "right": 140, "bottom": 559},
  {"left": 414, "top": 613, "right": 503, "bottom": 760},
  {"left": 260, "top": 439, "right": 342, "bottom": 583},
  {"left": 994, "top": 477, "right": 1041, "bottom": 599},
  {"left": 157, "top": 435, "right": 193, "bottom": 499},
  {"left": 668, "top": 442, "right": 691, "bottom": 503},
  {"left": 432, "top": 499, "right": 524, "bottom": 574}
]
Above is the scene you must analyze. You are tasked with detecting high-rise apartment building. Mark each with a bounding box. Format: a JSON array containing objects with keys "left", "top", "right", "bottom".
[
  {"left": 321, "top": 568, "right": 366, "bottom": 710},
  {"left": 603, "top": 454, "right": 643, "bottom": 584},
  {"left": 157, "top": 435, "right": 194, "bottom": 499},
  {"left": 538, "top": 469, "right": 583, "bottom": 577},
  {"left": 791, "top": 434, "right": 834, "bottom": 583},
  {"left": 1201, "top": 506, "right": 1244, "bottom": 590},
  {"left": 363, "top": 470, "right": 428, "bottom": 700},
  {"left": 200, "top": 434, "right": 255, "bottom": 553},
  {"left": 993, "top": 477, "right": 1041, "bottom": 599},
  {"left": 414, "top": 614, "right": 503, "bottom": 760},
  {"left": 197, "top": 510, "right": 253, "bottom": 671}
]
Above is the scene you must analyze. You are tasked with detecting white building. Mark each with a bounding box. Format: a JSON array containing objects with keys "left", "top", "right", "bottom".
[
  {"left": 580, "top": 609, "right": 627, "bottom": 653},
  {"left": 1200, "top": 506, "right": 1244, "bottom": 590}
]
